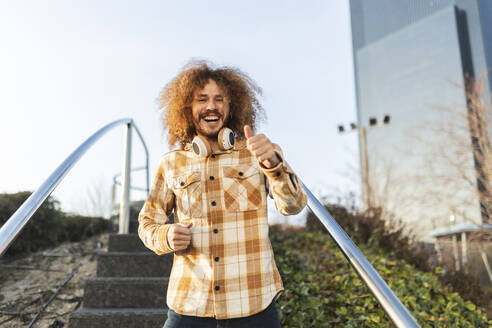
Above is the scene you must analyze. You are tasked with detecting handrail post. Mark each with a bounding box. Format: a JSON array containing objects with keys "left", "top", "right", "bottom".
[
  {"left": 119, "top": 123, "right": 132, "bottom": 234},
  {"left": 129, "top": 123, "right": 150, "bottom": 197},
  {"left": 146, "top": 155, "right": 150, "bottom": 196}
]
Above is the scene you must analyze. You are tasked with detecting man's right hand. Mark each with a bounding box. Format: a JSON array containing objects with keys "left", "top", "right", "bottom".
[{"left": 167, "top": 222, "right": 193, "bottom": 251}]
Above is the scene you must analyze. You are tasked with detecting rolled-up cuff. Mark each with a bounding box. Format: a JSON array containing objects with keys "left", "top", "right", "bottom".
[
  {"left": 262, "top": 161, "right": 285, "bottom": 180},
  {"left": 262, "top": 151, "right": 299, "bottom": 196},
  {"left": 157, "top": 224, "right": 174, "bottom": 253}
]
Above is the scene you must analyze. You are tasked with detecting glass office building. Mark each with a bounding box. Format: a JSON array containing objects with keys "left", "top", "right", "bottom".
[{"left": 349, "top": 0, "right": 492, "bottom": 238}]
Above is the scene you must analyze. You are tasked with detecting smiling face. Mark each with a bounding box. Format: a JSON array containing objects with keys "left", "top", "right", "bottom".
[{"left": 191, "top": 79, "right": 230, "bottom": 139}]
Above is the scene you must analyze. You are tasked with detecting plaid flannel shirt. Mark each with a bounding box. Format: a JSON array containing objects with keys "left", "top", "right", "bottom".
[{"left": 138, "top": 138, "right": 307, "bottom": 319}]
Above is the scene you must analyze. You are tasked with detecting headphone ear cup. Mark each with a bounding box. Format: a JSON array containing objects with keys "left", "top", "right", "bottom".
[
  {"left": 218, "top": 128, "right": 235, "bottom": 151},
  {"left": 191, "top": 135, "right": 211, "bottom": 157}
]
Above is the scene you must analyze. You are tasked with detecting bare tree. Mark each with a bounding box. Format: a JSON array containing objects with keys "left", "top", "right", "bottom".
[
  {"left": 337, "top": 144, "right": 424, "bottom": 237},
  {"left": 403, "top": 74, "right": 492, "bottom": 227},
  {"left": 84, "top": 177, "right": 111, "bottom": 218},
  {"left": 464, "top": 74, "right": 492, "bottom": 223}
]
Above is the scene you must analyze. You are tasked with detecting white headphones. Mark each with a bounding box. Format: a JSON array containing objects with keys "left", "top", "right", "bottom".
[{"left": 191, "top": 127, "right": 235, "bottom": 157}]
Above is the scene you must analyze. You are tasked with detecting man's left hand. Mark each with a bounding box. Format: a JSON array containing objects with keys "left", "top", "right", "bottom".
[{"left": 244, "top": 125, "right": 280, "bottom": 169}]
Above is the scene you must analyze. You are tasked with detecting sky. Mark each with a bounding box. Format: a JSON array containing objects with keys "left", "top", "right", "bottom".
[{"left": 0, "top": 0, "right": 359, "bottom": 224}]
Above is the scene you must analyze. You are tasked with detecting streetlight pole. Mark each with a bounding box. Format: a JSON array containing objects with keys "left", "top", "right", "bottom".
[
  {"left": 359, "top": 126, "right": 371, "bottom": 211},
  {"left": 338, "top": 115, "right": 391, "bottom": 211}
]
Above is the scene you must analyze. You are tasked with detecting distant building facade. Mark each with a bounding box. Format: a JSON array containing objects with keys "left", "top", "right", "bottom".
[{"left": 349, "top": 0, "right": 492, "bottom": 239}]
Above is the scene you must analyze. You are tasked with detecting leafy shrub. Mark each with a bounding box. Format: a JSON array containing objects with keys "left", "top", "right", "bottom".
[
  {"left": 60, "top": 215, "right": 111, "bottom": 242},
  {"left": 270, "top": 225, "right": 491, "bottom": 327},
  {"left": 306, "top": 205, "right": 430, "bottom": 271},
  {"left": 0, "top": 191, "right": 64, "bottom": 256},
  {"left": 0, "top": 191, "right": 110, "bottom": 258},
  {"left": 305, "top": 204, "right": 490, "bottom": 309}
]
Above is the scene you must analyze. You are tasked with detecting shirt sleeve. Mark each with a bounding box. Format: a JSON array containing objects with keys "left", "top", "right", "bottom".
[
  {"left": 138, "top": 156, "right": 176, "bottom": 255},
  {"left": 261, "top": 143, "right": 307, "bottom": 215}
]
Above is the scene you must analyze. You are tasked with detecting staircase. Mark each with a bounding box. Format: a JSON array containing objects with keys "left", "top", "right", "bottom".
[{"left": 69, "top": 234, "right": 173, "bottom": 327}]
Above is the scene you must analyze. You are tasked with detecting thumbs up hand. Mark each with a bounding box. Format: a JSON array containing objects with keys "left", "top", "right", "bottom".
[{"left": 244, "top": 125, "right": 280, "bottom": 169}]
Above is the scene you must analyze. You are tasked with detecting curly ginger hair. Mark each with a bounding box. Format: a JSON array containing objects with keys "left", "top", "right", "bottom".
[{"left": 159, "top": 60, "right": 265, "bottom": 149}]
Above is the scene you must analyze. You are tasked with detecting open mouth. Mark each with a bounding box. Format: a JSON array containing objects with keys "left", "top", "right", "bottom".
[{"left": 203, "top": 115, "right": 220, "bottom": 123}]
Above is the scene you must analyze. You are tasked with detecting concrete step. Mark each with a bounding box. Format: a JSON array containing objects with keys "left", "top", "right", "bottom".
[
  {"left": 108, "top": 233, "right": 150, "bottom": 252},
  {"left": 83, "top": 277, "right": 169, "bottom": 308},
  {"left": 69, "top": 308, "right": 167, "bottom": 328},
  {"left": 97, "top": 252, "right": 173, "bottom": 277}
]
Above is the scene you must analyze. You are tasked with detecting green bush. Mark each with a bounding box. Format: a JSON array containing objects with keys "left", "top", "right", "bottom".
[
  {"left": 306, "top": 205, "right": 430, "bottom": 271},
  {"left": 305, "top": 205, "right": 490, "bottom": 309},
  {"left": 60, "top": 214, "right": 111, "bottom": 242},
  {"left": 0, "top": 191, "right": 110, "bottom": 258},
  {"left": 270, "top": 225, "right": 491, "bottom": 327}
]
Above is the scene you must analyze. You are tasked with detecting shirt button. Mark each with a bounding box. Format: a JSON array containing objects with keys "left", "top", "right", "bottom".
[
  {"left": 215, "top": 285, "right": 220, "bottom": 291},
  {"left": 210, "top": 176, "right": 215, "bottom": 180},
  {"left": 214, "top": 257, "right": 219, "bottom": 262},
  {"left": 213, "top": 229, "right": 219, "bottom": 234},
  {"left": 211, "top": 201, "right": 216, "bottom": 206}
]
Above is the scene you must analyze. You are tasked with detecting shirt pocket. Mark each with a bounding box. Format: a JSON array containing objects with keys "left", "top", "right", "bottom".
[
  {"left": 222, "top": 165, "right": 262, "bottom": 212},
  {"left": 170, "top": 171, "right": 203, "bottom": 219}
]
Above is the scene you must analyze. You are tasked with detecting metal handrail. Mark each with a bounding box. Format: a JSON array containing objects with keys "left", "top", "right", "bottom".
[
  {"left": 130, "top": 124, "right": 150, "bottom": 197},
  {"left": 0, "top": 118, "right": 149, "bottom": 256},
  {"left": 303, "top": 183, "right": 421, "bottom": 328},
  {"left": 0, "top": 118, "right": 420, "bottom": 326}
]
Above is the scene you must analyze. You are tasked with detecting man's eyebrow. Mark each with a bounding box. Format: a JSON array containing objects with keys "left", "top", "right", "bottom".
[{"left": 196, "top": 94, "right": 224, "bottom": 98}]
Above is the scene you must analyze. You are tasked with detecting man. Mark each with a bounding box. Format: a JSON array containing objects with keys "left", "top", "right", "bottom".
[{"left": 138, "top": 60, "right": 307, "bottom": 328}]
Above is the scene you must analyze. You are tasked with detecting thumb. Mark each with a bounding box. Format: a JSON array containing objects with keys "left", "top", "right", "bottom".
[{"left": 244, "top": 125, "right": 254, "bottom": 139}]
